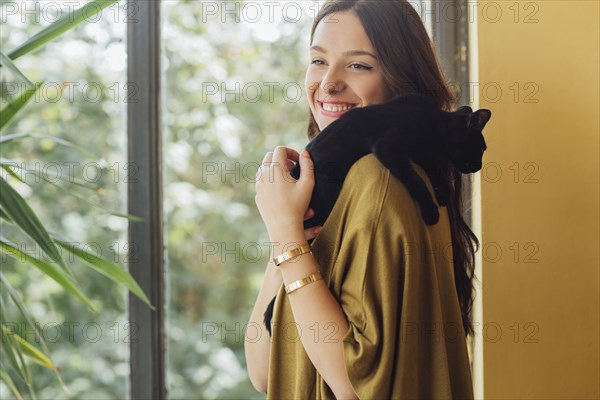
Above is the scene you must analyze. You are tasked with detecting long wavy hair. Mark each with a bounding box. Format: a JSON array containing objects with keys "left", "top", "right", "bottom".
[{"left": 307, "top": 0, "right": 479, "bottom": 337}]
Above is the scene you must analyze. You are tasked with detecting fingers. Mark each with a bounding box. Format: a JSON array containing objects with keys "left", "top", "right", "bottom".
[
  {"left": 286, "top": 159, "right": 296, "bottom": 171},
  {"left": 261, "top": 151, "right": 273, "bottom": 166},
  {"left": 282, "top": 146, "right": 301, "bottom": 162},
  {"left": 273, "top": 146, "right": 300, "bottom": 165},
  {"left": 298, "top": 149, "right": 315, "bottom": 185},
  {"left": 256, "top": 151, "right": 274, "bottom": 183},
  {"left": 260, "top": 147, "right": 299, "bottom": 171},
  {"left": 303, "top": 208, "right": 322, "bottom": 240},
  {"left": 304, "top": 225, "right": 323, "bottom": 241},
  {"left": 303, "top": 207, "right": 314, "bottom": 220},
  {"left": 262, "top": 147, "right": 302, "bottom": 183},
  {"left": 258, "top": 148, "right": 295, "bottom": 172},
  {"left": 303, "top": 208, "right": 312, "bottom": 220}
]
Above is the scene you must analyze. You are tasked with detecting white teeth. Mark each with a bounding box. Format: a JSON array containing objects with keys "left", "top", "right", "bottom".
[{"left": 321, "top": 102, "right": 355, "bottom": 112}]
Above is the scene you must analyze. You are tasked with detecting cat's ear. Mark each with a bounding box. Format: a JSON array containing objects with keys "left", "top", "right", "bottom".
[
  {"left": 456, "top": 106, "right": 473, "bottom": 127},
  {"left": 456, "top": 105, "right": 473, "bottom": 114},
  {"left": 467, "top": 109, "right": 492, "bottom": 130}
]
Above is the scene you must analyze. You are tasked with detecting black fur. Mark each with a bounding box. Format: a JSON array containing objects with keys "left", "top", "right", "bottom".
[
  {"left": 263, "top": 93, "right": 492, "bottom": 335},
  {"left": 291, "top": 93, "right": 491, "bottom": 227}
]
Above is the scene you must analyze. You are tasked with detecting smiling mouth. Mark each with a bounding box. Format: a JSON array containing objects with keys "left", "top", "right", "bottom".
[{"left": 318, "top": 101, "right": 358, "bottom": 113}]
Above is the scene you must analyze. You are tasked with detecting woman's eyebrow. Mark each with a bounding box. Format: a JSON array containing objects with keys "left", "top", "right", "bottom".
[{"left": 310, "top": 45, "right": 377, "bottom": 60}]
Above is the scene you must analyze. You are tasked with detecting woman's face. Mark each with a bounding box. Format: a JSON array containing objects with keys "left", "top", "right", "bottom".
[{"left": 305, "top": 10, "right": 392, "bottom": 131}]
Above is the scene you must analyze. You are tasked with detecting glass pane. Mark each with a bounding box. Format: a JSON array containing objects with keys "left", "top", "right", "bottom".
[
  {"left": 1, "top": 1, "right": 129, "bottom": 398},
  {"left": 162, "top": 1, "right": 316, "bottom": 397}
]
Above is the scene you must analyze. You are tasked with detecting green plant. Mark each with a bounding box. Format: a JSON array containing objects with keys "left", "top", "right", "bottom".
[{"left": 0, "top": 1, "right": 151, "bottom": 398}]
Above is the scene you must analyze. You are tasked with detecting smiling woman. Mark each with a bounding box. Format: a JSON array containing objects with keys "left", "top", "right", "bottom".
[{"left": 247, "top": 0, "right": 477, "bottom": 399}]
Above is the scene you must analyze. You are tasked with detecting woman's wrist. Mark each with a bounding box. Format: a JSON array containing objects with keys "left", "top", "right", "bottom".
[
  {"left": 268, "top": 220, "right": 305, "bottom": 241},
  {"left": 269, "top": 226, "right": 309, "bottom": 262},
  {"left": 269, "top": 231, "right": 321, "bottom": 290},
  {"left": 268, "top": 221, "right": 307, "bottom": 247}
]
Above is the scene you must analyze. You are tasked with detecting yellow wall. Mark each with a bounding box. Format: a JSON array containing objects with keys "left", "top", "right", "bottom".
[{"left": 477, "top": 1, "right": 599, "bottom": 398}]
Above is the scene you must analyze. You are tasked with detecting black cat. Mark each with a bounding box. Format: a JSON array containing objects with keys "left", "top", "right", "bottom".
[
  {"left": 290, "top": 93, "right": 491, "bottom": 227},
  {"left": 263, "top": 94, "right": 492, "bottom": 336}
]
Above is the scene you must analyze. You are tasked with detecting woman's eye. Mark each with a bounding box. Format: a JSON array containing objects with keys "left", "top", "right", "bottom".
[
  {"left": 310, "top": 59, "right": 325, "bottom": 65},
  {"left": 350, "top": 63, "right": 373, "bottom": 71}
]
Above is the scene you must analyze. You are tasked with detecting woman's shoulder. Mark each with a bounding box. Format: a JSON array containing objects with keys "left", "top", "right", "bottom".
[
  {"left": 345, "top": 153, "right": 430, "bottom": 207},
  {"left": 342, "top": 153, "right": 440, "bottom": 231},
  {"left": 341, "top": 153, "right": 392, "bottom": 204},
  {"left": 337, "top": 154, "right": 392, "bottom": 224},
  {"left": 347, "top": 153, "right": 389, "bottom": 182}
]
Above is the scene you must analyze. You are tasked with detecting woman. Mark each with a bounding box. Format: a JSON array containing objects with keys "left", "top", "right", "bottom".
[{"left": 246, "top": 0, "right": 477, "bottom": 398}]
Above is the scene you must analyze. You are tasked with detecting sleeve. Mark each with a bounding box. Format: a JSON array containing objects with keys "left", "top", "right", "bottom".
[{"left": 336, "top": 174, "right": 412, "bottom": 399}]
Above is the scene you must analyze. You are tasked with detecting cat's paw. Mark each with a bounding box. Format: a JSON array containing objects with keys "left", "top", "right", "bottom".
[
  {"left": 435, "top": 193, "right": 449, "bottom": 207},
  {"left": 422, "top": 207, "right": 440, "bottom": 225},
  {"left": 434, "top": 185, "right": 450, "bottom": 206}
]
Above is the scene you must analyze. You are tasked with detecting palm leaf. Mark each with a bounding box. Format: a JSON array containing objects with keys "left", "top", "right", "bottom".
[
  {"left": 0, "top": 273, "right": 49, "bottom": 354},
  {"left": 54, "top": 239, "right": 153, "bottom": 307},
  {"left": 0, "top": 162, "right": 25, "bottom": 183},
  {"left": 0, "top": 51, "right": 34, "bottom": 87},
  {"left": 1, "top": 158, "right": 101, "bottom": 192},
  {"left": 1, "top": 325, "right": 57, "bottom": 371},
  {"left": 0, "top": 366, "right": 23, "bottom": 400},
  {"left": 0, "top": 239, "right": 95, "bottom": 311},
  {"left": 0, "top": 133, "right": 100, "bottom": 160},
  {"left": 0, "top": 298, "right": 31, "bottom": 386},
  {"left": 0, "top": 175, "right": 71, "bottom": 276},
  {"left": 0, "top": 274, "right": 69, "bottom": 393},
  {"left": 8, "top": 0, "right": 120, "bottom": 60},
  {"left": 0, "top": 85, "right": 39, "bottom": 132},
  {"left": 0, "top": 161, "right": 143, "bottom": 221}
]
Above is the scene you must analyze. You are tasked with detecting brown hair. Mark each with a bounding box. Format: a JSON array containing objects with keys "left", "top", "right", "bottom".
[{"left": 307, "top": 0, "right": 479, "bottom": 337}]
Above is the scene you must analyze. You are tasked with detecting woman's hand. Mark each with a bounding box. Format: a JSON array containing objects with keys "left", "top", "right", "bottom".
[{"left": 255, "top": 146, "right": 316, "bottom": 238}]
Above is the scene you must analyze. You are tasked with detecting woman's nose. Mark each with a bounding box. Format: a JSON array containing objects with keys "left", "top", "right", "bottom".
[
  {"left": 320, "top": 67, "right": 345, "bottom": 95},
  {"left": 321, "top": 81, "right": 340, "bottom": 95}
]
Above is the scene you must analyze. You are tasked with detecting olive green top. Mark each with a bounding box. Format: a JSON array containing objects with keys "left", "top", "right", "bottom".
[{"left": 266, "top": 154, "right": 474, "bottom": 399}]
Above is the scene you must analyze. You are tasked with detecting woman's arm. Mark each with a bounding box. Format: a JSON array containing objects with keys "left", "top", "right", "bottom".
[
  {"left": 245, "top": 209, "right": 322, "bottom": 393},
  {"left": 244, "top": 257, "right": 282, "bottom": 393},
  {"left": 254, "top": 146, "right": 357, "bottom": 398},
  {"left": 269, "top": 224, "right": 358, "bottom": 400}
]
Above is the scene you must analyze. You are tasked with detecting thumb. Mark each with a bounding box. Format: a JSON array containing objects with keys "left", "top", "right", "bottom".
[{"left": 299, "top": 150, "right": 315, "bottom": 185}]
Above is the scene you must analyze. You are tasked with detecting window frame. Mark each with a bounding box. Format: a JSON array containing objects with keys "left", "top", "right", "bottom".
[{"left": 127, "top": 0, "right": 166, "bottom": 398}]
